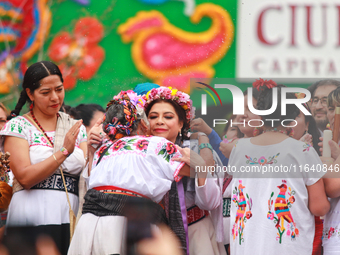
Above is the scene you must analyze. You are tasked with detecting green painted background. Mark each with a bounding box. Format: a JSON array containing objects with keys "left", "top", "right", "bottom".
[{"left": 1, "top": 0, "right": 238, "bottom": 110}]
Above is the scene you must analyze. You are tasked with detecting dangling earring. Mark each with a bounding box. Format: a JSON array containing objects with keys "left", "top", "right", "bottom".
[
  {"left": 286, "top": 128, "right": 294, "bottom": 137},
  {"left": 30, "top": 102, "right": 34, "bottom": 110},
  {"left": 179, "top": 132, "right": 182, "bottom": 137},
  {"left": 253, "top": 126, "right": 263, "bottom": 137}
]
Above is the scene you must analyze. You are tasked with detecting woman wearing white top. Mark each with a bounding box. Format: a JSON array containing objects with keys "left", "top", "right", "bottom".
[
  {"left": 68, "top": 91, "right": 195, "bottom": 255},
  {"left": 0, "top": 61, "right": 87, "bottom": 255}
]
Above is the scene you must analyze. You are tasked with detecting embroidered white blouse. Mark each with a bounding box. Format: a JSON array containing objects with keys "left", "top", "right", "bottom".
[
  {"left": 0, "top": 115, "right": 87, "bottom": 226},
  {"left": 88, "top": 135, "right": 185, "bottom": 203}
]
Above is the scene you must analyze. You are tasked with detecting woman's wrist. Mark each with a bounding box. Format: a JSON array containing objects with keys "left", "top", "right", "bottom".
[{"left": 60, "top": 147, "right": 71, "bottom": 157}]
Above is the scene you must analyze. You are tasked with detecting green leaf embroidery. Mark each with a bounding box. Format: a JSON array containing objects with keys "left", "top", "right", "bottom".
[
  {"left": 165, "top": 155, "right": 170, "bottom": 162},
  {"left": 18, "top": 125, "right": 22, "bottom": 134},
  {"left": 124, "top": 145, "right": 132, "bottom": 151},
  {"left": 158, "top": 149, "right": 166, "bottom": 155}
]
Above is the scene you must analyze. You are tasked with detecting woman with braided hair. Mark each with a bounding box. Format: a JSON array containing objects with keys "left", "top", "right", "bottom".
[
  {"left": 68, "top": 91, "right": 195, "bottom": 255},
  {"left": 0, "top": 61, "right": 87, "bottom": 255}
]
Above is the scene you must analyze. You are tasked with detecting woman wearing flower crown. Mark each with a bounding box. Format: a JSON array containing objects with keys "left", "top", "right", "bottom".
[
  {"left": 68, "top": 90, "right": 198, "bottom": 255},
  {"left": 144, "top": 86, "right": 225, "bottom": 255},
  {"left": 227, "top": 80, "right": 330, "bottom": 255}
]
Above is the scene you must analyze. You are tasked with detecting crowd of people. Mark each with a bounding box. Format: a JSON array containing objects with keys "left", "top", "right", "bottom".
[{"left": 0, "top": 60, "right": 338, "bottom": 255}]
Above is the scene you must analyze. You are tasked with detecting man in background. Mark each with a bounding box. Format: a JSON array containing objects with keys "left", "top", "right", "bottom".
[{"left": 308, "top": 80, "right": 340, "bottom": 135}]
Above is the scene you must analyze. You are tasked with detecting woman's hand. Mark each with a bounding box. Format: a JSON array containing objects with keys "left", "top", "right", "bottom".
[
  {"left": 172, "top": 146, "right": 207, "bottom": 184},
  {"left": 191, "top": 118, "right": 212, "bottom": 136},
  {"left": 329, "top": 140, "right": 340, "bottom": 159},
  {"left": 318, "top": 137, "right": 340, "bottom": 159},
  {"left": 87, "top": 118, "right": 104, "bottom": 156},
  {"left": 300, "top": 133, "right": 312, "bottom": 144},
  {"left": 62, "top": 120, "right": 83, "bottom": 154},
  {"left": 172, "top": 146, "right": 206, "bottom": 169},
  {"left": 219, "top": 139, "right": 238, "bottom": 158}
]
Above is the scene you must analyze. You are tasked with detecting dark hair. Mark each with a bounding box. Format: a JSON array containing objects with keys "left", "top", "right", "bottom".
[
  {"left": 309, "top": 79, "right": 340, "bottom": 98},
  {"left": 61, "top": 105, "right": 80, "bottom": 119},
  {"left": 75, "top": 104, "right": 105, "bottom": 127},
  {"left": 327, "top": 87, "right": 340, "bottom": 108},
  {"left": 256, "top": 85, "right": 300, "bottom": 127},
  {"left": 305, "top": 114, "right": 321, "bottom": 156},
  {"left": 223, "top": 114, "right": 244, "bottom": 139},
  {"left": 243, "top": 86, "right": 261, "bottom": 101},
  {"left": 103, "top": 100, "right": 138, "bottom": 141},
  {"left": 144, "top": 99, "right": 189, "bottom": 142},
  {"left": 10, "top": 61, "right": 63, "bottom": 119}
]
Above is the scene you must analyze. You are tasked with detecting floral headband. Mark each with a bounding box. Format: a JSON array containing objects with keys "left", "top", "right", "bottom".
[
  {"left": 103, "top": 94, "right": 137, "bottom": 139},
  {"left": 253, "top": 78, "right": 277, "bottom": 91},
  {"left": 143, "top": 87, "right": 194, "bottom": 134}
]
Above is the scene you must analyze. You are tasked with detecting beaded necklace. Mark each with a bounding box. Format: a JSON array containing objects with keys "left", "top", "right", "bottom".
[
  {"left": 30, "top": 108, "right": 59, "bottom": 146},
  {"left": 262, "top": 127, "right": 294, "bottom": 137}
]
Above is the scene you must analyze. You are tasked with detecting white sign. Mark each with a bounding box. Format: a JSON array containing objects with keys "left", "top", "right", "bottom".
[{"left": 237, "top": 0, "right": 340, "bottom": 81}]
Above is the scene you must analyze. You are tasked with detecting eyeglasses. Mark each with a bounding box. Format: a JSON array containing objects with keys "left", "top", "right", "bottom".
[{"left": 311, "top": 97, "right": 328, "bottom": 106}]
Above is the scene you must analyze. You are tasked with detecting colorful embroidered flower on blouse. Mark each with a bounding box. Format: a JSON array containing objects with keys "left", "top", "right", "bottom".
[
  {"left": 166, "top": 142, "right": 176, "bottom": 155},
  {"left": 41, "top": 137, "right": 47, "bottom": 144},
  {"left": 295, "top": 228, "right": 299, "bottom": 236},
  {"left": 328, "top": 227, "right": 335, "bottom": 239},
  {"left": 267, "top": 211, "right": 274, "bottom": 220},
  {"left": 258, "top": 156, "right": 267, "bottom": 165},
  {"left": 134, "top": 139, "right": 149, "bottom": 151},
  {"left": 98, "top": 145, "right": 108, "bottom": 157},
  {"left": 112, "top": 140, "right": 126, "bottom": 151},
  {"left": 245, "top": 211, "right": 252, "bottom": 219},
  {"left": 288, "top": 196, "right": 295, "bottom": 204}
]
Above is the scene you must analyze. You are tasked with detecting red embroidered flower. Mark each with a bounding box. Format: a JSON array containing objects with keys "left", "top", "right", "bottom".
[
  {"left": 295, "top": 228, "right": 299, "bottom": 236},
  {"left": 113, "top": 140, "right": 126, "bottom": 151},
  {"left": 134, "top": 139, "right": 149, "bottom": 151},
  {"left": 48, "top": 17, "right": 105, "bottom": 89},
  {"left": 98, "top": 145, "right": 108, "bottom": 157},
  {"left": 166, "top": 143, "right": 176, "bottom": 155},
  {"left": 245, "top": 211, "right": 252, "bottom": 219},
  {"left": 288, "top": 196, "right": 295, "bottom": 204},
  {"left": 328, "top": 227, "right": 335, "bottom": 239}
]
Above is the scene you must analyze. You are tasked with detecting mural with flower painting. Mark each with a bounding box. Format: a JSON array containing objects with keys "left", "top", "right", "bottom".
[
  {"left": 232, "top": 180, "right": 253, "bottom": 245},
  {"left": 0, "top": 0, "right": 236, "bottom": 110},
  {"left": 0, "top": 0, "right": 51, "bottom": 93},
  {"left": 267, "top": 180, "right": 299, "bottom": 244},
  {"left": 48, "top": 17, "right": 105, "bottom": 90}
]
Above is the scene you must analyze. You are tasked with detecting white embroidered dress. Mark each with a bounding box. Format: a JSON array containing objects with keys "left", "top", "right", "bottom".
[
  {"left": 68, "top": 135, "right": 185, "bottom": 255},
  {"left": 0, "top": 116, "right": 87, "bottom": 226}
]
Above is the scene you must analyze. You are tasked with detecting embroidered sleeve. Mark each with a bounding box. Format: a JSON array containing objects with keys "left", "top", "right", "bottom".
[
  {"left": 149, "top": 136, "right": 185, "bottom": 182},
  {"left": 0, "top": 117, "right": 31, "bottom": 140},
  {"left": 300, "top": 145, "right": 325, "bottom": 186},
  {"left": 76, "top": 124, "right": 87, "bottom": 146}
]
